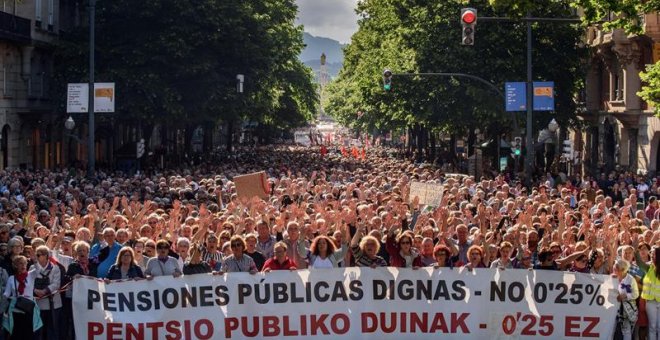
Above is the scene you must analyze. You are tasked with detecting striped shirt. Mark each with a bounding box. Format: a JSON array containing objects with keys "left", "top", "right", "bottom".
[
  {"left": 351, "top": 245, "right": 388, "bottom": 267},
  {"left": 221, "top": 254, "right": 257, "bottom": 273},
  {"left": 257, "top": 236, "right": 277, "bottom": 259},
  {"left": 199, "top": 246, "right": 224, "bottom": 269}
]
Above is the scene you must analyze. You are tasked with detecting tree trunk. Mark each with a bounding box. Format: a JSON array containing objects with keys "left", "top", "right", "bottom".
[
  {"left": 430, "top": 131, "right": 437, "bottom": 165},
  {"left": 226, "top": 120, "right": 235, "bottom": 152},
  {"left": 415, "top": 123, "right": 423, "bottom": 163}
]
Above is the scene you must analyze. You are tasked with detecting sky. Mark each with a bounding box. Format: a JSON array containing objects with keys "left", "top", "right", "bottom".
[{"left": 295, "top": 0, "right": 359, "bottom": 43}]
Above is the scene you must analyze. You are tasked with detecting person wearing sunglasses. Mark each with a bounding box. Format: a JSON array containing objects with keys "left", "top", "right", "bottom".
[
  {"left": 31, "top": 245, "right": 63, "bottom": 340},
  {"left": 386, "top": 228, "right": 422, "bottom": 269},
  {"left": 145, "top": 240, "right": 181, "bottom": 279},
  {"left": 219, "top": 236, "right": 257, "bottom": 274}
]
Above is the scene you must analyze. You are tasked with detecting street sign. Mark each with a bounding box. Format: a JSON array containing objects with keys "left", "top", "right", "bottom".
[
  {"left": 505, "top": 81, "right": 555, "bottom": 112},
  {"left": 499, "top": 157, "right": 507, "bottom": 171},
  {"left": 533, "top": 81, "right": 554, "bottom": 111},
  {"left": 67, "top": 83, "right": 115, "bottom": 113},
  {"left": 505, "top": 82, "right": 526, "bottom": 112}
]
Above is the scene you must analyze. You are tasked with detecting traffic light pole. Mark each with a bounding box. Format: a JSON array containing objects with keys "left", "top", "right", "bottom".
[
  {"left": 390, "top": 72, "right": 517, "bottom": 128},
  {"left": 478, "top": 14, "right": 581, "bottom": 188},
  {"left": 525, "top": 12, "right": 534, "bottom": 188}
]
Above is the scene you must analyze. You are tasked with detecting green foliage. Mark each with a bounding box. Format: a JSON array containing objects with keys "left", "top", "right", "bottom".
[
  {"left": 639, "top": 62, "right": 660, "bottom": 115},
  {"left": 53, "top": 0, "right": 316, "bottom": 131},
  {"left": 326, "top": 0, "right": 585, "bottom": 133}
]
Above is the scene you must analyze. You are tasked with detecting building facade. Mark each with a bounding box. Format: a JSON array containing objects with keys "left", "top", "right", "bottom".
[
  {"left": 579, "top": 13, "right": 660, "bottom": 176},
  {"left": 0, "top": 0, "right": 84, "bottom": 170}
]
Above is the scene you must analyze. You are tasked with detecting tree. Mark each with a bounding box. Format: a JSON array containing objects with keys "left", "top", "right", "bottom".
[
  {"left": 326, "top": 0, "right": 585, "bottom": 162},
  {"left": 492, "top": 0, "right": 660, "bottom": 116},
  {"left": 53, "top": 0, "right": 316, "bottom": 153}
]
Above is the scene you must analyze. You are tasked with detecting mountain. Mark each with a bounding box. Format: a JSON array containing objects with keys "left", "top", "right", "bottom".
[
  {"left": 300, "top": 32, "right": 346, "bottom": 64},
  {"left": 300, "top": 32, "right": 345, "bottom": 79}
]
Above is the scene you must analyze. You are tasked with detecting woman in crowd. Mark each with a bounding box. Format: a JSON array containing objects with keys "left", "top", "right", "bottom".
[
  {"left": 614, "top": 259, "right": 639, "bottom": 340},
  {"left": 462, "top": 245, "right": 488, "bottom": 270},
  {"left": 107, "top": 247, "right": 144, "bottom": 280},
  {"left": 2, "top": 238, "right": 25, "bottom": 276},
  {"left": 490, "top": 241, "right": 513, "bottom": 269},
  {"left": 66, "top": 241, "right": 96, "bottom": 278},
  {"left": 262, "top": 242, "right": 297, "bottom": 272},
  {"left": 143, "top": 239, "right": 156, "bottom": 258},
  {"left": 145, "top": 240, "right": 181, "bottom": 278},
  {"left": 308, "top": 231, "right": 349, "bottom": 269},
  {"left": 350, "top": 227, "right": 387, "bottom": 268},
  {"left": 132, "top": 238, "right": 150, "bottom": 270},
  {"left": 640, "top": 247, "right": 660, "bottom": 340},
  {"left": 3, "top": 255, "right": 41, "bottom": 339},
  {"left": 200, "top": 233, "right": 223, "bottom": 270},
  {"left": 31, "top": 245, "right": 62, "bottom": 340},
  {"left": 182, "top": 244, "right": 212, "bottom": 275},
  {"left": 220, "top": 236, "right": 257, "bottom": 274},
  {"left": 386, "top": 229, "right": 422, "bottom": 268},
  {"left": 431, "top": 245, "right": 452, "bottom": 268}
]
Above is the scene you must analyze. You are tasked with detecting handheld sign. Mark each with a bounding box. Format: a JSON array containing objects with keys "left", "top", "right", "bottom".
[
  {"left": 233, "top": 171, "right": 270, "bottom": 199},
  {"left": 409, "top": 181, "right": 444, "bottom": 207}
]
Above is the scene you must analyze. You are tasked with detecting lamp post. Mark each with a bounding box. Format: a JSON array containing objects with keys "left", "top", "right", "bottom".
[
  {"left": 65, "top": 116, "right": 75, "bottom": 131},
  {"left": 536, "top": 119, "right": 559, "bottom": 174},
  {"left": 87, "top": 0, "right": 96, "bottom": 178},
  {"left": 65, "top": 116, "right": 80, "bottom": 166}
]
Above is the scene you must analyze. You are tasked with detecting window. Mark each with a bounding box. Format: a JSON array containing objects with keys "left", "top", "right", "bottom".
[
  {"left": 1, "top": 66, "right": 6, "bottom": 96},
  {"left": 35, "top": 0, "right": 42, "bottom": 25},
  {"left": 613, "top": 69, "right": 624, "bottom": 101},
  {"left": 47, "top": 0, "right": 54, "bottom": 31},
  {"left": 611, "top": 60, "right": 624, "bottom": 102}
]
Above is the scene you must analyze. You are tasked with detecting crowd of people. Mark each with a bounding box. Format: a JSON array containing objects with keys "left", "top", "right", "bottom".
[{"left": 0, "top": 145, "right": 657, "bottom": 339}]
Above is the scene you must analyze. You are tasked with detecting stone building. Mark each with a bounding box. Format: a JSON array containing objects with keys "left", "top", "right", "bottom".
[
  {"left": 0, "top": 0, "right": 82, "bottom": 169},
  {"left": 579, "top": 13, "right": 660, "bottom": 176}
]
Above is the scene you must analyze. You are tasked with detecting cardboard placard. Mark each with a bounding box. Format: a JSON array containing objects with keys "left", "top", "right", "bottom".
[
  {"left": 234, "top": 171, "right": 269, "bottom": 199},
  {"left": 409, "top": 181, "right": 443, "bottom": 207}
]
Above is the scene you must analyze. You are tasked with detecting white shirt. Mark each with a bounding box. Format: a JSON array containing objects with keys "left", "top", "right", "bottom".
[
  {"left": 30, "top": 261, "right": 62, "bottom": 310},
  {"left": 311, "top": 256, "right": 333, "bottom": 269},
  {"left": 4, "top": 273, "right": 34, "bottom": 299}
]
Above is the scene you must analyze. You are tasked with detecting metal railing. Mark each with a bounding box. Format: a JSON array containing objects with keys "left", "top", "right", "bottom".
[{"left": 0, "top": 11, "right": 31, "bottom": 44}]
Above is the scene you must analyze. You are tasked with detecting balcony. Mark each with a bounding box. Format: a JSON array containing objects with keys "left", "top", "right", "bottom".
[{"left": 0, "top": 11, "right": 31, "bottom": 44}]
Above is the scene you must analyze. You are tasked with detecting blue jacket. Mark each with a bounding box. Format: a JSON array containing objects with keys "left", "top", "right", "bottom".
[{"left": 90, "top": 242, "right": 122, "bottom": 278}]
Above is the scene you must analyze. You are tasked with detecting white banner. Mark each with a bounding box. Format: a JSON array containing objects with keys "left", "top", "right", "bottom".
[
  {"left": 67, "top": 82, "right": 115, "bottom": 113},
  {"left": 74, "top": 268, "right": 618, "bottom": 340}
]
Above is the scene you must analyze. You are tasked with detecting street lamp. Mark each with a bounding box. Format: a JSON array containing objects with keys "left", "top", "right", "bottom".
[
  {"left": 88, "top": 0, "right": 96, "bottom": 178},
  {"left": 536, "top": 119, "right": 559, "bottom": 174},
  {"left": 65, "top": 116, "right": 75, "bottom": 131}
]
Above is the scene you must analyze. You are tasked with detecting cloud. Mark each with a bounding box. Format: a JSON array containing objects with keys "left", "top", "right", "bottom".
[{"left": 295, "top": 0, "right": 359, "bottom": 43}]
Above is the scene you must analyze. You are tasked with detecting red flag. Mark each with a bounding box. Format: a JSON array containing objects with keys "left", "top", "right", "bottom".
[{"left": 351, "top": 146, "right": 359, "bottom": 158}]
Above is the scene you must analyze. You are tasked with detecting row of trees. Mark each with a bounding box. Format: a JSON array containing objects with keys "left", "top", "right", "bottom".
[
  {"left": 326, "top": 0, "right": 660, "bottom": 165},
  {"left": 53, "top": 0, "right": 317, "bottom": 152}
]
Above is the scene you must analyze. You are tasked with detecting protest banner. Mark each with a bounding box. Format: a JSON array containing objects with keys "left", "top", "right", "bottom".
[
  {"left": 409, "top": 181, "right": 444, "bottom": 206},
  {"left": 233, "top": 171, "right": 270, "bottom": 199},
  {"left": 74, "top": 268, "right": 617, "bottom": 340}
]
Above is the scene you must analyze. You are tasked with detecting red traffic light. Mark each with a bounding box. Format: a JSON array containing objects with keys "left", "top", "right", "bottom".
[{"left": 462, "top": 10, "right": 476, "bottom": 25}]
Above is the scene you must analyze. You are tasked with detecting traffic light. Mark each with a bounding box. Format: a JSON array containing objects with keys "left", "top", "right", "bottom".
[
  {"left": 383, "top": 69, "right": 393, "bottom": 91},
  {"left": 461, "top": 8, "right": 477, "bottom": 45},
  {"left": 512, "top": 137, "right": 522, "bottom": 157},
  {"left": 562, "top": 139, "right": 574, "bottom": 160}
]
